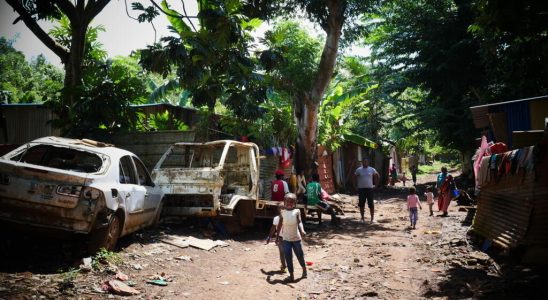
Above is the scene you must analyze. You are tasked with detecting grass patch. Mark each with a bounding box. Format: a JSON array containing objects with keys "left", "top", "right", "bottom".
[
  {"left": 58, "top": 267, "right": 79, "bottom": 291},
  {"left": 92, "top": 248, "right": 122, "bottom": 269},
  {"left": 419, "top": 160, "right": 459, "bottom": 175}
]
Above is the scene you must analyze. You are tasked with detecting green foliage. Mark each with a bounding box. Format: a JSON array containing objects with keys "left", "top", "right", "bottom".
[
  {"left": 141, "top": 109, "right": 189, "bottom": 131},
  {"left": 472, "top": 0, "right": 548, "bottom": 99},
  {"left": 318, "top": 79, "right": 378, "bottom": 151},
  {"left": 137, "top": 0, "right": 266, "bottom": 120},
  {"left": 92, "top": 248, "right": 122, "bottom": 270},
  {"left": 58, "top": 267, "right": 79, "bottom": 291},
  {"left": 45, "top": 15, "right": 149, "bottom": 137},
  {"left": 0, "top": 37, "right": 63, "bottom": 103},
  {"left": 47, "top": 55, "right": 148, "bottom": 138},
  {"left": 365, "top": 0, "right": 484, "bottom": 153},
  {"left": 260, "top": 21, "right": 322, "bottom": 93},
  {"left": 49, "top": 15, "right": 108, "bottom": 62},
  {"left": 243, "top": 0, "right": 378, "bottom": 46}
]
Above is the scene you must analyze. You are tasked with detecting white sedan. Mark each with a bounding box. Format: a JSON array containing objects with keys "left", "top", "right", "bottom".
[{"left": 0, "top": 136, "right": 163, "bottom": 251}]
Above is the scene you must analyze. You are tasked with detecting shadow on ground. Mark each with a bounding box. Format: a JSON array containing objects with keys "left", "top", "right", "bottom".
[{"left": 423, "top": 263, "right": 548, "bottom": 299}]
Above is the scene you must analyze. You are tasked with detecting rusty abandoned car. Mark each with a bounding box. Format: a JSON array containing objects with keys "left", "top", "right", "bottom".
[{"left": 0, "top": 137, "right": 163, "bottom": 251}]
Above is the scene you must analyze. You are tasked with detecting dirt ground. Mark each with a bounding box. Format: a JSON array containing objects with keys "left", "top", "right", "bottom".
[{"left": 1, "top": 173, "right": 547, "bottom": 299}]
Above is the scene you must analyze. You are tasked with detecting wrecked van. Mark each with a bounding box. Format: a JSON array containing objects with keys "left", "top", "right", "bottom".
[
  {"left": 0, "top": 136, "right": 163, "bottom": 251},
  {"left": 152, "top": 140, "right": 259, "bottom": 226}
]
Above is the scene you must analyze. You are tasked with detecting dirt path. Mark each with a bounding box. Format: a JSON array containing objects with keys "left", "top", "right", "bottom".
[{"left": 1, "top": 185, "right": 546, "bottom": 299}]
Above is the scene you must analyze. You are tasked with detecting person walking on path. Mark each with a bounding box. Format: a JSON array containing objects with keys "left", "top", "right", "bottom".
[
  {"left": 410, "top": 165, "right": 418, "bottom": 186},
  {"left": 389, "top": 163, "right": 398, "bottom": 186},
  {"left": 271, "top": 169, "right": 289, "bottom": 201},
  {"left": 355, "top": 158, "right": 380, "bottom": 223},
  {"left": 407, "top": 187, "right": 422, "bottom": 229},
  {"left": 276, "top": 193, "right": 307, "bottom": 282},
  {"left": 439, "top": 175, "right": 456, "bottom": 217},
  {"left": 424, "top": 186, "right": 435, "bottom": 216},
  {"left": 436, "top": 167, "right": 450, "bottom": 211}
]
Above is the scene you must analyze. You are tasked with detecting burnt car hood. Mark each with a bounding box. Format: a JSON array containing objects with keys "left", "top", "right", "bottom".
[{"left": 0, "top": 160, "right": 89, "bottom": 209}]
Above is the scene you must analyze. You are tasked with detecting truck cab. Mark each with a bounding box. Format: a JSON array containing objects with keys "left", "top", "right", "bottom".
[{"left": 151, "top": 140, "right": 259, "bottom": 226}]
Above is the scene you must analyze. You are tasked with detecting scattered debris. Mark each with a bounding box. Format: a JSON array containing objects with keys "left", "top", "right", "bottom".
[
  {"left": 115, "top": 272, "right": 129, "bottom": 281},
  {"left": 160, "top": 236, "right": 190, "bottom": 249},
  {"left": 174, "top": 255, "right": 193, "bottom": 262},
  {"left": 80, "top": 257, "right": 93, "bottom": 272},
  {"left": 187, "top": 237, "right": 229, "bottom": 251},
  {"left": 106, "top": 280, "right": 140, "bottom": 296},
  {"left": 147, "top": 279, "right": 168, "bottom": 286}
]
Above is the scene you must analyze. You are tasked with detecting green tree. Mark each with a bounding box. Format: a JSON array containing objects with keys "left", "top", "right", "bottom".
[
  {"left": 472, "top": 0, "right": 548, "bottom": 99},
  {"left": 0, "top": 37, "right": 63, "bottom": 103},
  {"left": 136, "top": 0, "right": 267, "bottom": 138},
  {"left": 5, "top": 0, "right": 111, "bottom": 107},
  {"left": 252, "top": 0, "right": 378, "bottom": 175},
  {"left": 365, "top": 0, "right": 485, "bottom": 172}
]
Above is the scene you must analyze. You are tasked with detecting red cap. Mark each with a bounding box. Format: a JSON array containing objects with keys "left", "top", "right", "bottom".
[{"left": 275, "top": 169, "right": 284, "bottom": 176}]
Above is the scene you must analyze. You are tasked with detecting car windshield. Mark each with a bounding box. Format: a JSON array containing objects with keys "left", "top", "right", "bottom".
[{"left": 11, "top": 144, "right": 103, "bottom": 173}]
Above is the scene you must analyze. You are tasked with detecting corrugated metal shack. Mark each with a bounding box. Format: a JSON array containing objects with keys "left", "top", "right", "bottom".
[
  {"left": 473, "top": 136, "right": 548, "bottom": 263},
  {"left": 470, "top": 96, "right": 548, "bottom": 264},
  {"left": 0, "top": 103, "right": 61, "bottom": 145}
]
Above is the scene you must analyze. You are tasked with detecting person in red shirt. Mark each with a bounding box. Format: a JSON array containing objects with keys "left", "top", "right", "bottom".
[{"left": 271, "top": 170, "right": 289, "bottom": 201}]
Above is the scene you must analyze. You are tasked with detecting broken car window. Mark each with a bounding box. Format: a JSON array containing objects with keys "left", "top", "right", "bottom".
[
  {"left": 119, "top": 155, "right": 137, "bottom": 184},
  {"left": 134, "top": 157, "right": 154, "bottom": 186},
  {"left": 11, "top": 144, "right": 102, "bottom": 173}
]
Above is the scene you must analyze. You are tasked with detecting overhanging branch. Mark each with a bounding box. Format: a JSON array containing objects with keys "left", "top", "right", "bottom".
[{"left": 5, "top": 0, "right": 69, "bottom": 62}]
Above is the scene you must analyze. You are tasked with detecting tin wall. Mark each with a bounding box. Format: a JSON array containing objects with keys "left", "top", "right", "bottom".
[
  {"left": 472, "top": 138, "right": 548, "bottom": 264},
  {"left": 0, "top": 104, "right": 60, "bottom": 144}
]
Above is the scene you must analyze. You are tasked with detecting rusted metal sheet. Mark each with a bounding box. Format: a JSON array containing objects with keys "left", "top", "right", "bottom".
[
  {"left": 112, "top": 130, "right": 195, "bottom": 171},
  {"left": 524, "top": 149, "right": 548, "bottom": 246},
  {"left": 0, "top": 104, "right": 61, "bottom": 144},
  {"left": 259, "top": 155, "right": 279, "bottom": 200},
  {"left": 473, "top": 174, "right": 534, "bottom": 248},
  {"left": 317, "top": 146, "right": 335, "bottom": 194},
  {"left": 473, "top": 140, "right": 548, "bottom": 261}
]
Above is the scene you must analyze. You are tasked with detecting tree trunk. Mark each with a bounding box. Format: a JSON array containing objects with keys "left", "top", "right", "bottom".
[
  {"left": 63, "top": 21, "right": 87, "bottom": 108},
  {"left": 294, "top": 92, "right": 319, "bottom": 177},
  {"left": 293, "top": 0, "right": 344, "bottom": 177}
]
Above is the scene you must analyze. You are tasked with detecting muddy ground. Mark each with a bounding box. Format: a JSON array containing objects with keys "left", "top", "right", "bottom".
[{"left": 1, "top": 176, "right": 547, "bottom": 299}]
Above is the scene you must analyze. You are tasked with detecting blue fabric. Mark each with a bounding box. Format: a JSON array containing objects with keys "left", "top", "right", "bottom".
[
  {"left": 489, "top": 101, "right": 531, "bottom": 147},
  {"left": 282, "top": 240, "right": 305, "bottom": 274}
]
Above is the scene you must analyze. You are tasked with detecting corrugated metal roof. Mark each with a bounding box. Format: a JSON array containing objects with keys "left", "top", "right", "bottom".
[{"left": 469, "top": 95, "right": 548, "bottom": 130}]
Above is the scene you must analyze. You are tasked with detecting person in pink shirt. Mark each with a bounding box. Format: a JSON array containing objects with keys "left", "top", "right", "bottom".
[{"left": 407, "top": 187, "right": 422, "bottom": 229}]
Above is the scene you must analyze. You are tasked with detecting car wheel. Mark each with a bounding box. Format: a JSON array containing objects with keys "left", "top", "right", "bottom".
[
  {"left": 88, "top": 214, "right": 121, "bottom": 253},
  {"left": 235, "top": 201, "right": 255, "bottom": 227}
]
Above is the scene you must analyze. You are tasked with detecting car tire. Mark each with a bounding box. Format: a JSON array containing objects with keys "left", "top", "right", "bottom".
[
  {"left": 88, "top": 214, "right": 122, "bottom": 253},
  {"left": 235, "top": 201, "right": 255, "bottom": 227}
]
